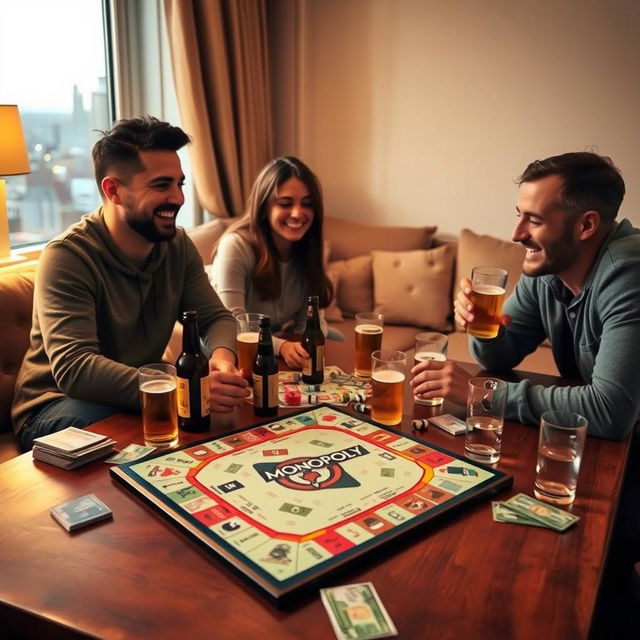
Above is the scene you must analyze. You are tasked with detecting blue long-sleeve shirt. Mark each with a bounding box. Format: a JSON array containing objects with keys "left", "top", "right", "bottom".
[{"left": 470, "top": 218, "right": 640, "bottom": 440}]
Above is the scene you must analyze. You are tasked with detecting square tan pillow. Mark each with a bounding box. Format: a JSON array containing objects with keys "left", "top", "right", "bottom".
[
  {"left": 371, "top": 245, "right": 456, "bottom": 331},
  {"left": 330, "top": 255, "right": 374, "bottom": 317},
  {"left": 455, "top": 229, "right": 526, "bottom": 332},
  {"left": 325, "top": 217, "right": 437, "bottom": 261}
]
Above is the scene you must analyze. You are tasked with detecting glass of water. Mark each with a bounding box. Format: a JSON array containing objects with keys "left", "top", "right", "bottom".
[
  {"left": 534, "top": 411, "right": 588, "bottom": 505},
  {"left": 465, "top": 377, "right": 507, "bottom": 464}
]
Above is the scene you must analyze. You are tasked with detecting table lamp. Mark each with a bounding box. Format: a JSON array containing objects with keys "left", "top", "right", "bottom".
[{"left": 0, "top": 105, "right": 31, "bottom": 261}]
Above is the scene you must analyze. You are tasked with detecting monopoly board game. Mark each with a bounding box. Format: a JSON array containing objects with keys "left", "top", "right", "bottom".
[{"left": 111, "top": 406, "right": 512, "bottom": 602}]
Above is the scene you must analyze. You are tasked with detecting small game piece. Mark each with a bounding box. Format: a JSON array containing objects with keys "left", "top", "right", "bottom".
[
  {"left": 284, "top": 386, "right": 301, "bottom": 406},
  {"left": 412, "top": 419, "right": 428, "bottom": 431},
  {"left": 305, "top": 384, "right": 322, "bottom": 392},
  {"left": 353, "top": 402, "right": 370, "bottom": 414}
]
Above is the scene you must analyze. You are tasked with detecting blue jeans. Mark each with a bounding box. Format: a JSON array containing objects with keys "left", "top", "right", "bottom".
[{"left": 19, "top": 397, "right": 121, "bottom": 451}]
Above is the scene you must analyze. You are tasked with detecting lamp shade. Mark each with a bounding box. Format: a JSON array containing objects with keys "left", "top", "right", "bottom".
[{"left": 0, "top": 105, "right": 30, "bottom": 176}]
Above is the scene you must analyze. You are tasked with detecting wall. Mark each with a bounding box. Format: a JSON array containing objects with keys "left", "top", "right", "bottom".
[{"left": 272, "top": 0, "right": 640, "bottom": 240}]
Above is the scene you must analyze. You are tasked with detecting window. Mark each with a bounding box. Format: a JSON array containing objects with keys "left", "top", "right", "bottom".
[{"left": 0, "top": 0, "right": 113, "bottom": 249}]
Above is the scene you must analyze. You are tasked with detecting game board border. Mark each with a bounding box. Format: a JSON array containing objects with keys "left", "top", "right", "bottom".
[{"left": 110, "top": 405, "right": 512, "bottom": 604}]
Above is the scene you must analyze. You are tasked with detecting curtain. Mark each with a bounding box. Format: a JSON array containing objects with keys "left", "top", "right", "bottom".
[{"left": 163, "top": 0, "right": 273, "bottom": 219}]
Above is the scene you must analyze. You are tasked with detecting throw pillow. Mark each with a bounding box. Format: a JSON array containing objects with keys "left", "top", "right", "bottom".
[
  {"left": 371, "top": 245, "right": 456, "bottom": 331},
  {"left": 325, "top": 261, "right": 345, "bottom": 322},
  {"left": 330, "top": 255, "right": 374, "bottom": 317}
]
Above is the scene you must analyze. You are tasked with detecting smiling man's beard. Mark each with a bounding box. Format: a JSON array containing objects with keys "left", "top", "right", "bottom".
[{"left": 125, "top": 206, "right": 179, "bottom": 243}]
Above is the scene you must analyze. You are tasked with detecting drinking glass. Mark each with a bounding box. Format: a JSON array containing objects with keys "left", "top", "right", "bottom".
[
  {"left": 370, "top": 349, "right": 406, "bottom": 426},
  {"left": 236, "top": 313, "right": 264, "bottom": 382},
  {"left": 354, "top": 312, "right": 384, "bottom": 377},
  {"left": 467, "top": 267, "right": 508, "bottom": 339},
  {"left": 534, "top": 411, "right": 588, "bottom": 505},
  {"left": 413, "top": 332, "right": 448, "bottom": 406},
  {"left": 139, "top": 363, "right": 179, "bottom": 448},
  {"left": 465, "top": 377, "right": 507, "bottom": 463}
]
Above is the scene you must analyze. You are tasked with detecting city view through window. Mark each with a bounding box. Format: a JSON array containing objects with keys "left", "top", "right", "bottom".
[{"left": 0, "top": 0, "right": 112, "bottom": 249}]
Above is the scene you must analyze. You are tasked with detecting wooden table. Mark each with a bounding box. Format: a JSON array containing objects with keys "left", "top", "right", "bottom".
[{"left": 0, "top": 340, "right": 631, "bottom": 639}]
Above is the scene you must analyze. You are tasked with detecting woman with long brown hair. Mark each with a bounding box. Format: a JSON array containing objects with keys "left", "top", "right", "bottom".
[{"left": 210, "top": 156, "right": 334, "bottom": 369}]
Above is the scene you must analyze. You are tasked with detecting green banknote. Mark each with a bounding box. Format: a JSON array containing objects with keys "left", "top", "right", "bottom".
[
  {"left": 491, "top": 502, "right": 546, "bottom": 527},
  {"left": 504, "top": 493, "right": 580, "bottom": 531},
  {"left": 320, "top": 582, "right": 398, "bottom": 640}
]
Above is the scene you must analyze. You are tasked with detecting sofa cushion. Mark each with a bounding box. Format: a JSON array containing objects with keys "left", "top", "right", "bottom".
[
  {"left": 455, "top": 229, "right": 526, "bottom": 332},
  {"left": 0, "top": 273, "right": 35, "bottom": 433},
  {"left": 325, "top": 261, "right": 345, "bottom": 322},
  {"left": 371, "top": 245, "right": 456, "bottom": 332},
  {"left": 325, "top": 217, "right": 437, "bottom": 261},
  {"left": 331, "top": 255, "right": 374, "bottom": 317},
  {"left": 188, "top": 217, "right": 234, "bottom": 264}
]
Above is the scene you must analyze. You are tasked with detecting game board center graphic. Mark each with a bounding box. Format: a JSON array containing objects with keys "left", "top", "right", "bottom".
[{"left": 254, "top": 446, "right": 369, "bottom": 491}]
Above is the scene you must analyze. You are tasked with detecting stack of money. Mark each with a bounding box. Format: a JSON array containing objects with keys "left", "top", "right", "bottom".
[{"left": 492, "top": 493, "right": 580, "bottom": 531}]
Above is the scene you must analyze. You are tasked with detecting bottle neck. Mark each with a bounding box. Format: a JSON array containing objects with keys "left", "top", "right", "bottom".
[
  {"left": 306, "top": 301, "right": 320, "bottom": 329},
  {"left": 182, "top": 316, "right": 200, "bottom": 352},
  {"left": 257, "top": 325, "right": 274, "bottom": 355}
]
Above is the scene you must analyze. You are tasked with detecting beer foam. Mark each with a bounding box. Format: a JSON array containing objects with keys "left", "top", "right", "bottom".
[
  {"left": 355, "top": 324, "right": 383, "bottom": 335},
  {"left": 237, "top": 332, "right": 259, "bottom": 343},
  {"left": 472, "top": 284, "right": 505, "bottom": 295},
  {"left": 415, "top": 351, "right": 446, "bottom": 362},
  {"left": 372, "top": 369, "right": 405, "bottom": 383},
  {"left": 140, "top": 379, "right": 176, "bottom": 393}
]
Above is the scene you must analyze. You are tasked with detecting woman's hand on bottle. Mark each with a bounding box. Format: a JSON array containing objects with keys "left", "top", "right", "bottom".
[
  {"left": 209, "top": 352, "right": 250, "bottom": 412},
  {"left": 280, "top": 341, "right": 309, "bottom": 370}
]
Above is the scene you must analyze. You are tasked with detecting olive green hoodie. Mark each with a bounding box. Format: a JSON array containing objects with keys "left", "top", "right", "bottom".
[{"left": 12, "top": 208, "right": 236, "bottom": 435}]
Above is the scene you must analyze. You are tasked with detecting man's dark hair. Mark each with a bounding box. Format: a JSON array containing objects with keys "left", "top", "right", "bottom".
[
  {"left": 92, "top": 116, "right": 191, "bottom": 195},
  {"left": 516, "top": 152, "right": 625, "bottom": 223}
]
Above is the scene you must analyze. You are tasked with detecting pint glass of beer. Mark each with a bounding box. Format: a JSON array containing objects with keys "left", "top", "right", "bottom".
[
  {"left": 371, "top": 349, "right": 406, "bottom": 426},
  {"left": 413, "top": 332, "right": 448, "bottom": 406},
  {"left": 467, "top": 267, "right": 508, "bottom": 339},
  {"left": 354, "top": 312, "right": 384, "bottom": 377},
  {"left": 236, "top": 313, "right": 264, "bottom": 382},
  {"left": 138, "top": 363, "right": 179, "bottom": 448}
]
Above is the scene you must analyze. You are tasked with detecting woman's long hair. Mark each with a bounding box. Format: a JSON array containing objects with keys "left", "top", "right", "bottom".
[{"left": 214, "top": 157, "right": 333, "bottom": 307}]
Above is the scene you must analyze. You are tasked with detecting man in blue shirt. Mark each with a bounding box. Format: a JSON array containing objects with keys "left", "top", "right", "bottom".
[{"left": 411, "top": 151, "right": 640, "bottom": 440}]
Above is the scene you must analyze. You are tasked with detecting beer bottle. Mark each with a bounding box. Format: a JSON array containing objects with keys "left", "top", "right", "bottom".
[
  {"left": 253, "top": 316, "right": 278, "bottom": 417},
  {"left": 176, "top": 310, "right": 211, "bottom": 432},
  {"left": 302, "top": 295, "right": 325, "bottom": 384}
]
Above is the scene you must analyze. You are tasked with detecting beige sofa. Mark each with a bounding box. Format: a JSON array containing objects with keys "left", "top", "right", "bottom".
[
  {"left": 190, "top": 215, "right": 558, "bottom": 376},
  {"left": 0, "top": 217, "right": 557, "bottom": 462}
]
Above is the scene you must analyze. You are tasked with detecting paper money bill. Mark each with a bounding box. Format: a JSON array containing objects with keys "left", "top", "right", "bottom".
[
  {"left": 504, "top": 493, "right": 580, "bottom": 531},
  {"left": 105, "top": 443, "right": 156, "bottom": 464},
  {"left": 491, "top": 502, "right": 546, "bottom": 527},
  {"left": 320, "top": 582, "right": 398, "bottom": 640}
]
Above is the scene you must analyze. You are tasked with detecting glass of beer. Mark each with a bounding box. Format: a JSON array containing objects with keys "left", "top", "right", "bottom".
[
  {"left": 534, "top": 411, "right": 587, "bottom": 505},
  {"left": 138, "top": 363, "right": 179, "bottom": 448},
  {"left": 370, "top": 349, "right": 406, "bottom": 426},
  {"left": 467, "top": 266, "right": 508, "bottom": 339},
  {"left": 236, "top": 313, "right": 264, "bottom": 382},
  {"left": 413, "top": 332, "right": 448, "bottom": 406},
  {"left": 354, "top": 312, "right": 384, "bottom": 377}
]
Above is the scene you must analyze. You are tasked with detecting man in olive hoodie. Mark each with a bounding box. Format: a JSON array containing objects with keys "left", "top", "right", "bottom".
[{"left": 12, "top": 116, "right": 249, "bottom": 450}]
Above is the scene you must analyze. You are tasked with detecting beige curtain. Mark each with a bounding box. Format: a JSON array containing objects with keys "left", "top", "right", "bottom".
[{"left": 163, "top": 0, "right": 273, "bottom": 219}]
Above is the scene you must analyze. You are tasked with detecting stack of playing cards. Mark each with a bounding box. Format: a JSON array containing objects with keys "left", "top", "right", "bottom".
[
  {"left": 492, "top": 493, "right": 580, "bottom": 531},
  {"left": 50, "top": 493, "right": 113, "bottom": 531},
  {"left": 320, "top": 582, "right": 398, "bottom": 640},
  {"left": 33, "top": 427, "right": 115, "bottom": 470}
]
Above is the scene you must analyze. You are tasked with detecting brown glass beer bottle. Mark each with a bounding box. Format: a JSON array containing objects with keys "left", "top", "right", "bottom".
[
  {"left": 176, "top": 310, "right": 211, "bottom": 432},
  {"left": 302, "top": 295, "right": 324, "bottom": 384},
  {"left": 253, "top": 316, "right": 278, "bottom": 417}
]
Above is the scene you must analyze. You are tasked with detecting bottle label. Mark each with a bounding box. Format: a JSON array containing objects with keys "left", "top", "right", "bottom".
[
  {"left": 316, "top": 345, "right": 325, "bottom": 373},
  {"left": 177, "top": 376, "right": 190, "bottom": 418},
  {"left": 253, "top": 372, "right": 279, "bottom": 409},
  {"left": 303, "top": 345, "right": 325, "bottom": 375},
  {"left": 200, "top": 374, "right": 210, "bottom": 417}
]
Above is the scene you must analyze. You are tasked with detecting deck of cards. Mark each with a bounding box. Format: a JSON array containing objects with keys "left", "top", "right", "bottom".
[
  {"left": 50, "top": 493, "right": 113, "bottom": 531},
  {"left": 33, "top": 427, "right": 115, "bottom": 469},
  {"left": 320, "top": 582, "right": 398, "bottom": 640},
  {"left": 492, "top": 493, "right": 580, "bottom": 531}
]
